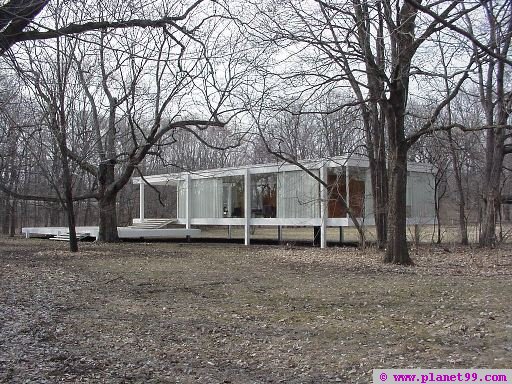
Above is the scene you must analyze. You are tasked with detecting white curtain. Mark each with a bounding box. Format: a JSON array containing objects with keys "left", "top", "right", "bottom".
[
  {"left": 191, "top": 178, "right": 223, "bottom": 218},
  {"left": 277, "top": 170, "right": 320, "bottom": 218},
  {"left": 177, "top": 178, "right": 223, "bottom": 218},
  {"left": 177, "top": 181, "right": 186, "bottom": 218}
]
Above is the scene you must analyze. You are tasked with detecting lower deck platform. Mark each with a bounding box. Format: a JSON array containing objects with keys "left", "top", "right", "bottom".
[{"left": 22, "top": 226, "right": 201, "bottom": 240}]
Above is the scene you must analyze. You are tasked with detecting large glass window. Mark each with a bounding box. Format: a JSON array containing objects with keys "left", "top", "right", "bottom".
[
  {"left": 191, "top": 178, "right": 223, "bottom": 218},
  {"left": 327, "top": 166, "right": 366, "bottom": 218},
  {"left": 277, "top": 170, "right": 320, "bottom": 218},
  {"left": 222, "top": 176, "right": 245, "bottom": 218},
  {"left": 348, "top": 167, "right": 366, "bottom": 217},
  {"left": 251, "top": 173, "right": 277, "bottom": 218},
  {"left": 327, "top": 167, "right": 347, "bottom": 218}
]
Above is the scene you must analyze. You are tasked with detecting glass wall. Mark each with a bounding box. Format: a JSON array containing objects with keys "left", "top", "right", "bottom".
[
  {"left": 348, "top": 166, "right": 366, "bottom": 217},
  {"left": 327, "top": 167, "right": 346, "bottom": 218},
  {"left": 251, "top": 173, "right": 277, "bottom": 218},
  {"left": 222, "top": 176, "right": 245, "bottom": 218},
  {"left": 191, "top": 178, "right": 223, "bottom": 218},
  {"left": 407, "top": 171, "right": 435, "bottom": 218},
  {"left": 327, "top": 166, "right": 369, "bottom": 218},
  {"left": 177, "top": 181, "right": 185, "bottom": 219},
  {"left": 277, "top": 170, "right": 320, "bottom": 218},
  {"left": 173, "top": 167, "right": 434, "bottom": 221},
  {"left": 177, "top": 176, "right": 245, "bottom": 219}
]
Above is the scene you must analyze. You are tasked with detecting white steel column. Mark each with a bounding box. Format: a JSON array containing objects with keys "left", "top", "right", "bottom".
[
  {"left": 346, "top": 165, "right": 350, "bottom": 219},
  {"left": 227, "top": 186, "right": 233, "bottom": 217},
  {"left": 185, "top": 174, "right": 191, "bottom": 229},
  {"left": 244, "top": 168, "right": 251, "bottom": 246},
  {"left": 227, "top": 185, "right": 233, "bottom": 239},
  {"left": 139, "top": 183, "right": 145, "bottom": 223},
  {"left": 320, "top": 165, "right": 327, "bottom": 249}
]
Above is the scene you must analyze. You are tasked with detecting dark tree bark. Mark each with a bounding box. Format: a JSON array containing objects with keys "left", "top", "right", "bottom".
[
  {"left": 0, "top": 197, "right": 8, "bottom": 234},
  {"left": 9, "top": 199, "right": 16, "bottom": 237},
  {"left": 57, "top": 133, "right": 78, "bottom": 252},
  {"left": 433, "top": 174, "right": 441, "bottom": 244},
  {"left": 480, "top": 125, "right": 507, "bottom": 246},
  {"left": 385, "top": 150, "right": 410, "bottom": 263},
  {"left": 1, "top": 3, "right": 230, "bottom": 245},
  {"left": 98, "top": 195, "right": 119, "bottom": 242},
  {"left": 384, "top": 100, "right": 412, "bottom": 264},
  {"left": 97, "top": 163, "right": 120, "bottom": 242},
  {"left": 0, "top": 0, "right": 205, "bottom": 54},
  {"left": 379, "top": 0, "right": 418, "bottom": 265},
  {"left": 66, "top": 26, "right": 227, "bottom": 242},
  {"left": 368, "top": 105, "right": 388, "bottom": 249},
  {"left": 439, "top": 36, "right": 469, "bottom": 246},
  {"left": 448, "top": 130, "right": 469, "bottom": 245},
  {"left": 368, "top": 1, "right": 388, "bottom": 249},
  {"left": 303, "top": 0, "right": 469, "bottom": 260},
  {"left": 474, "top": 2, "right": 512, "bottom": 247},
  {"left": 0, "top": 0, "right": 49, "bottom": 53}
]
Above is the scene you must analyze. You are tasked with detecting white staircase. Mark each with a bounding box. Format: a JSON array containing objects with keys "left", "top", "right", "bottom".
[
  {"left": 50, "top": 232, "right": 90, "bottom": 241},
  {"left": 128, "top": 218, "right": 177, "bottom": 229}
]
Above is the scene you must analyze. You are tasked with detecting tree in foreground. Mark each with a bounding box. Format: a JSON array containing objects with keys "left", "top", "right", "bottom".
[
  {"left": 245, "top": 0, "right": 494, "bottom": 263},
  {"left": 2, "top": 0, "right": 248, "bottom": 243}
]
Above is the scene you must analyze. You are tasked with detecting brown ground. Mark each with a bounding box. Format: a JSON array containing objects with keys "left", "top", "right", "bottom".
[{"left": 0, "top": 237, "right": 511, "bottom": 383}]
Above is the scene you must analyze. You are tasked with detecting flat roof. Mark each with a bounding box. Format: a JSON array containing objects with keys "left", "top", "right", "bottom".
[{"left": 133, "top": 154, "right": 434, "bottom": 185}]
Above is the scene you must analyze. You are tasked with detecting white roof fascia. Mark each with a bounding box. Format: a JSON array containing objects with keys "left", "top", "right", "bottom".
[{"left": 132, "top": 155, "right": 434, "bottom": 184}]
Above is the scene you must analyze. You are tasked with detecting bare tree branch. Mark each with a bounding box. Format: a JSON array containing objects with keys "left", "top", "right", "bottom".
[
  {"left": 404, "top": 0, "right": 512, "bottom": 66},
  {"left": 0, "top": 181, "right": 97, "bottom": 202},
  {"left": 0, "top": 0, "right": 205, "bottom": 54}
]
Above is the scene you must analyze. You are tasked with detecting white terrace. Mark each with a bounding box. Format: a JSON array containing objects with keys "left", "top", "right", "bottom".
[{"left": 133, "top": 155, "right": 436, "bottom": 248}]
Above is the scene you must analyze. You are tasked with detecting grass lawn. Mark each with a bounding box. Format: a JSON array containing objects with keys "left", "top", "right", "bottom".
[{"left": 1, "top": 237, "right": 511, "bottom": 383}]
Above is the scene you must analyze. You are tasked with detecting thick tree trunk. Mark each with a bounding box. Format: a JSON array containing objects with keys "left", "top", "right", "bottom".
[
  {"left": 60, "top": 140, "right": 78, "bottom": 252},
  {"left": 97, "top": 163, "right": 120, "bottom": 242},
  {"left": 480, "top": 191, "right": 499, "bottom": 246},
  {"left": 475, "top": 11, "right": 511, "bottom": 246},
  {"left": 9, "top": 200, "right": 16, "bottom": 237},
  {"left": 363, "top": 101, "right": 388, "bottom": 249},
  {"left": 479, "top": 132, "right": 504, "bottom": 247},
  {"left": 384, "top": 146, "right": 412, "bottom": 265},
  {"left": 371, "top": 4, "right": 388, "bottom": 249},
  {"left": 0, "top": 197, "right": 8, "bottom": 234},
  {"left": 371, "top": 140, "right": 388, "bottom": 249},
  {"left": 434, "top": 178, "right": 442, "bottom": 244},
  {"left": 479, "top": 83, "right": 508, "bottom": 246},
  {"left": 383, "top": 69, "right": 413, "bottom": 265},
  {"left": 448, "top": 132, "right": 468, "bottom": 245},
  {"left": 456, "top": 188, "right": 469, "bottom": 245},
  {"left": 65, "top": 200, "right": 78, "bottom": 252},
  {"left": 97, "top": 195, "right": 119, "bottom": 242}
]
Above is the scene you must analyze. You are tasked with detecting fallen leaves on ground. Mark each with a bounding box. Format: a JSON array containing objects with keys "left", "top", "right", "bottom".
[{"left": 0, "top": 238, "right": 511, "bottom": 383}]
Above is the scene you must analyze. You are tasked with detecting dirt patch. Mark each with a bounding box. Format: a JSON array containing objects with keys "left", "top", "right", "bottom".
[{"left": 1, "top": 237, "right": 511, "bottom": 383}]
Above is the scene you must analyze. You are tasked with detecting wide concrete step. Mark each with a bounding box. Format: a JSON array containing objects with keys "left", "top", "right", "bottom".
[
  {"left": 50, "top": 232, "right": 90, "bottom": 241},
  {"left": 129, "top": 218, "right": 177, "bottom": 229}
]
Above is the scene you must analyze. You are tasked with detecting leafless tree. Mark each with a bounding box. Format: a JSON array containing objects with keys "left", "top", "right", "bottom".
[
  {"left": 462, "top": 1, "right": 512, "bottom": 246},
  {"left": 245, "top": 0, "right": 486, "bottom": 263},
  {"left": 67, "top": 10, "right": 241, "bottom": 241},
  {"left": 1, "top": 0, "right": 247, "bottom": 243}
]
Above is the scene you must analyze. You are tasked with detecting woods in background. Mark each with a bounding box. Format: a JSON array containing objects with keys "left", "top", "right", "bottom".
[{"left": 0, "top": 0, "right": 510, "bottom": 263}]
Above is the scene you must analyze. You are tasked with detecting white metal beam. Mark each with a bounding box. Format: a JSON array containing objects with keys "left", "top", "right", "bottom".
[
  {"left": 185, "top": 174, "right": 191, "bottom": 229},
  {"left": 131, "top": 155, "right": 434, "bottom": 186},
  {"left": 320, "top": 164, "right": 327, "bottom": 249},
  {"left": 244, "top": 168, "right": 251, "bottom": 246},
  {"left": 139, "top": 183, "right": 145, "bottom": 223},
  {"left": 346, "top": 165, "right": 350, "bottom": 219}
]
